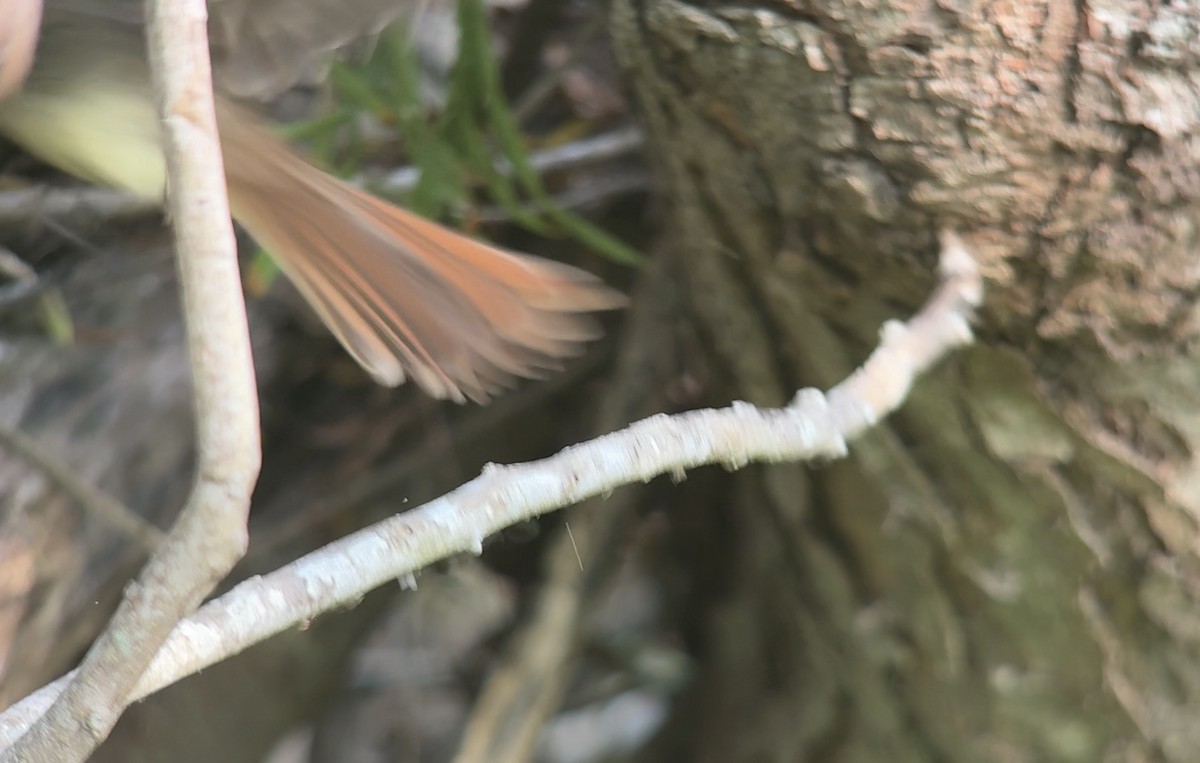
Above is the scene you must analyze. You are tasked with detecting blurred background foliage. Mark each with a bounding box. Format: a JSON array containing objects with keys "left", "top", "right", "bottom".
[{"left": 285, "top": 0, "right": 642, "bottom": 266}]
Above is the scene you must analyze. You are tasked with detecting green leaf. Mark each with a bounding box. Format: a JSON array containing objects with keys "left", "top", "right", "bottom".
[
  {"left": 37, "top": 289, "right": 73, "bottom": 346},
  {"left": 280, "top": 0, "right": 643, "bottom": 266}
]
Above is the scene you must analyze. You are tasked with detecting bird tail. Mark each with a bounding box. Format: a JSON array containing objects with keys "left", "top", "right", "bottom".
[{"left": 218, "top": 104, "right": 625, "bottom": 402}]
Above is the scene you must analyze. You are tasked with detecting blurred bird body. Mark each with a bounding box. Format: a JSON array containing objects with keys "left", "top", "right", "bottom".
[
  {"left": 0, "top": 19, "right": 165, "bottom": 195},
  {"left": 0, "top": 4, "right": 624, "bottom": 402}
]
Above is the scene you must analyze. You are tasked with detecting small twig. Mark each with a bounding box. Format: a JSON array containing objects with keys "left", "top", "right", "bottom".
[
  {"left": 0, "top": 231, "right": 981, "bottom": 749},
  {"left": 0, "top": 424, "right": 165, "bottom": 550},
  {"left": 0, "top": 245, "right": 40, "bottom": 305},
  {"left": 0, "top": 186, "right": 158, "bottom": 227},
  {"left": 453, "top": 237, "right": 678, "bottom": 763},
  {"left": 252, "top": 342, "right": 616, "bottom": 560},
  {"left": 370, "top": 124, "right": 645, "bottom": 194},
  {"left": 0, "top": 0, "right": 261, "bottom": 760},
  {"left": 0, "top": 126, "right": 646, "bottom": 228},
  {"left": 519, "top": 126, "right": 644, "bottom": 175},
  {"left": 476, "top": 166, "right": 648, "bottom": 223}
]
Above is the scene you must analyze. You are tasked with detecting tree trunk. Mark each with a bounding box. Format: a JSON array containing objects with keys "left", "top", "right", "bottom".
[
  {"left": 6, "top": 2, "right": 1200, "bottom": 761},
  {"left": 610, "top": 1, "right": 1200, "bottom": 760}
]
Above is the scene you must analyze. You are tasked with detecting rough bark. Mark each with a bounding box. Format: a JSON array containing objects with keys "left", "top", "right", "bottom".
[
  {"left": 5, "top": 1, "right": 1200, "bottom": 761},
  {"left": 610, "top": 1, "right": 1200, "bottom": 761}
]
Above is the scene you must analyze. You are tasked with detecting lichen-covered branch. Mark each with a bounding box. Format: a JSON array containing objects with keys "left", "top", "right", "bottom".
[
  {"left": 0, "top": 0, "right": 260, "bottom": 759},
  {"left": 0, "top": 233, "right": 978, "bottom": 748}
]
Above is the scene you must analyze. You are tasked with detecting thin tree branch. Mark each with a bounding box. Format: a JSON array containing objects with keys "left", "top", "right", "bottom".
[
  {"left": 0, "top": 231, "right": 980, "bottom": 750},
  {"left": 0, "top": 126, "right": 645, "bottom": 226},
  {"left": 0, "top": 424, "right": 165, "bottom": 550},
  {"left": 0, "top": 187, "right": 158, "bottom": 227},
  {"left": 453, "top": 249, "right": 680, "bottom": 763},
  {"left": 0, "top": 245, "right": 40, "bottom": 305},
  {"left": 0, "top": 0, "right": 261, "bottom": 760}
]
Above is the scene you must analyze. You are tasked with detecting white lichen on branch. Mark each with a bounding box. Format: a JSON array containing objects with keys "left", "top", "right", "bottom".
[{"left": 0, "top": 230, "right": 981, "bottom": 753}]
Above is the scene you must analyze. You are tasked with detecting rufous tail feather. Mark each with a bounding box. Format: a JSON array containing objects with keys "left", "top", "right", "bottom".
[{"left": 217, "top": 102, "right": 626, "bottom": 403}]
